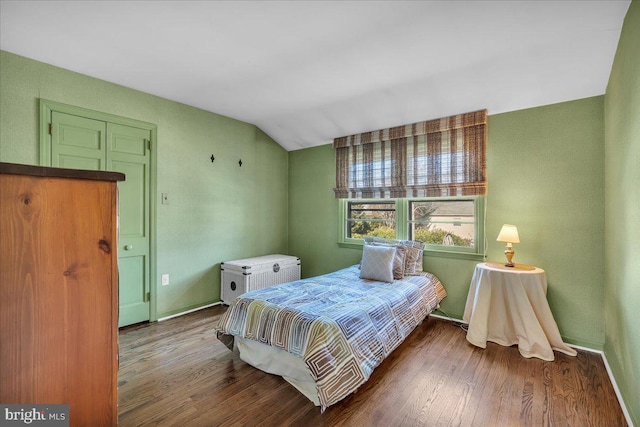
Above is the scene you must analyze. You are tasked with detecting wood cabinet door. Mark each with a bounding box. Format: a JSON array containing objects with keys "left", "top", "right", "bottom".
[{"left": 0, "top": 173, "right": 118, "bottom": 426}]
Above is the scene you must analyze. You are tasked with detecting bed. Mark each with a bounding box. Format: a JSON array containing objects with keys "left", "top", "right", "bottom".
[{"left": 215, "top": 243, "right": 446, "bottom": 411}]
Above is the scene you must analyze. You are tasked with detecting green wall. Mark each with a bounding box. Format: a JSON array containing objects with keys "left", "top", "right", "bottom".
[
  {"left": 604, "top": 0, "right": 640, "bottom": 424},
  {"left": 488, "top": 97, "right": 606, "bottom": 348},
  {"left": 289, "top": 96, "right": 606, "bottom": 349},
  {"left": 0, "top": 50, "right": 289, "bottom": 319}
]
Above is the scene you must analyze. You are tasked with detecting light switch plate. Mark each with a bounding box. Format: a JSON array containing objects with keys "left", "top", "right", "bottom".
[
  {"left": 161, "top": 193, "right": 169, "bottom": 205},
  {"left": 161, "top": 274, "right": 169, "bottom": 286}
]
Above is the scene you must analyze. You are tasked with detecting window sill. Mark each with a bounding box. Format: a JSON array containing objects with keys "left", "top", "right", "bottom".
[
  {"left": 423, "top": 251, "right": 486, "bottom": 261},
  {"left": 338, "top": 242, "right": 366, "bottom": 250},
  {"left": 338, "top": 241, "right": 486, "bottom": 261}
]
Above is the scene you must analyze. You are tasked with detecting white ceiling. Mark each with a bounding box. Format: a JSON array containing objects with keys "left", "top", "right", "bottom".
[{"left": 0, "top": 1, "right": 630, "bottom": 151}]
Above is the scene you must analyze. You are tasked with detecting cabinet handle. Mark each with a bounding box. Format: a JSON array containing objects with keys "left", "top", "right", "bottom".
[{"left": 124, "top": 245, "right": 133, "bottom": 250}]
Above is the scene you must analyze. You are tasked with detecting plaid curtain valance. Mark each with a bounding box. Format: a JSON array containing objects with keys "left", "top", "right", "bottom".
[{"left": 333, "top": 110, "right": 487, "bottom": 199}]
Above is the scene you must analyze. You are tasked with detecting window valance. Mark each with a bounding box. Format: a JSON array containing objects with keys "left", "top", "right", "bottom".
[{"left": 333, "top": 110, "right": 487, "bottom": 199}]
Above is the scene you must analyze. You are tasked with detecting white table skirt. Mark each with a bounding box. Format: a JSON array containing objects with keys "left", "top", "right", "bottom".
[{"left": 463, "top": 262, "right": 577, "bottom": 361}]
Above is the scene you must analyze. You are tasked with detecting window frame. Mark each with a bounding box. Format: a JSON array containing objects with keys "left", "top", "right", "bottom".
[
  {"left": 345, "top": 200, "right": 398, "bottom": 240},
  {"left": 338, "top": 196, "right": 486, "bottom": 261}
]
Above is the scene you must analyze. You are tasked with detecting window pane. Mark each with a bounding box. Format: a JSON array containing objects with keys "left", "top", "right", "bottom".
[
  {"left": 347, "top": 202, "right": 396, "bottom": 239},
  {"left": 409, "top": 200, "right": 475, "bottom": 247}
]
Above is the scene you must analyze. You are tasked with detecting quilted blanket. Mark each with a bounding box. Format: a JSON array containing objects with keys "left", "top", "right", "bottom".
[{"left": 215, "top": 265, "right": 446, "bottom": 410}]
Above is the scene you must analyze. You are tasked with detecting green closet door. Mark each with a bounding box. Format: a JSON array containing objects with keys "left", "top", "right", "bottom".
[
  {"left": 50, "top": 111, "right": 151, "bottom": 327},
  {"left": 107, "top": 123, "right": 151, "bottom": 327}
]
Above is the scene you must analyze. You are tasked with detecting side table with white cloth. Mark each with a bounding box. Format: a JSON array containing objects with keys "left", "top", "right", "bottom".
[{"left": 463, "top": 262, "right": 577, "bottom": 361}]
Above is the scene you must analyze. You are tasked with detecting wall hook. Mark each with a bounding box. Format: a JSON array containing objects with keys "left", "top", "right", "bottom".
[
  {"left": 239, "top": 159, "right": 243, "bottom": 167},
  {"left": 210, "top": 154, "right": 215, "bottom": 163}
]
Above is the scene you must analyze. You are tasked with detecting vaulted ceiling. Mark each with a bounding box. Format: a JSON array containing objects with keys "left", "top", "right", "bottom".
[{"left": 0, "top": 1, "right": 630, "bottom": 151}]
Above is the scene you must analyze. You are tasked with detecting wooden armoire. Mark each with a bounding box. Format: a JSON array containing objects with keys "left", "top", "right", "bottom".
[{"left": 0, "top": 162, "right": 125, "bottom": 427}]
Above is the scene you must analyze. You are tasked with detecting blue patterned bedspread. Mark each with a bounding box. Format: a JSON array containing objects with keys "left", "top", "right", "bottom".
[{"left": 215, "top": 265, "right": 446, "bottom": 409}]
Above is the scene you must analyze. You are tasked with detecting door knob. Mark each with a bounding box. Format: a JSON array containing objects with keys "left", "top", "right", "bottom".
[{"left": 124, "top": 245, "right": 133, "bottom": 250}]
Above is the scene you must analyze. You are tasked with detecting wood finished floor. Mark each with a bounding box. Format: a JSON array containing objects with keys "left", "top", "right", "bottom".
[{"left": 118, "top": 306, "right": 626, "bottom": 427}]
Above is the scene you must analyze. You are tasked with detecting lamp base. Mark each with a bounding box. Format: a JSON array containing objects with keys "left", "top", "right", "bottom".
[{"left": 504, "top": 245, "right": 515, "bottom": 267}]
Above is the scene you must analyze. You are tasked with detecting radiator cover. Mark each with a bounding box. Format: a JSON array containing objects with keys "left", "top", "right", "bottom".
[{"left": 220, "top": 254, "right": 300, "bottom": 304}]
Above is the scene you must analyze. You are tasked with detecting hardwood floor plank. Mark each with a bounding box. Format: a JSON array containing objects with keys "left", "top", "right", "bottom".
[
  {"left": 118, "top": 306, "right": 627, "bottom": 426},
  {"left": 456, "top": 337, "right": 500, "bottom": 426}
]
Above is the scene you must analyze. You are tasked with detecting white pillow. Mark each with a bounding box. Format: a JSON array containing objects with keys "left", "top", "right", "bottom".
[
  {"left": 366, "top": 242, "right": 406, "bottom": 280},
  {"left": 360, "top": 245, "right": 396, "bottom": 283}
]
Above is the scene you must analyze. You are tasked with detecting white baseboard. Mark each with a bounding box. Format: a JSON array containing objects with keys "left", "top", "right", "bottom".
[
  {"left": 566, "top": 344, "right": 633, "bottom": 426},
  {"left": 429, "top": 312, "right": 468, "bottom": 324},
  {"left": 601, "top": 352, "right": 635, "bottom": 427},
  {"left": 566, "top": 342, "right": 601, "bottom": 354},
  {"left": 430, "top": 314, "right": 634, "bottom": 426},
  {"left": 157, "top": 301, "right": 222, "bottom": 322}
]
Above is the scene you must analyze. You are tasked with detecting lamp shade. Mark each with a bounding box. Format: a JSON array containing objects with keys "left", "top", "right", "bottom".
[{"left": 497, "top": 224, "right": 520, "bottom": 243}]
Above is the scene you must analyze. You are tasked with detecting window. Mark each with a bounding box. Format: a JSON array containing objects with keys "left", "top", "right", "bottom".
[
  {"left": 334, "top": 110, "right": 487, "bottom": 260},
  {"left": 339, "top": 197, "right": 485, "bottom": 259},
  {"left": 409, "top": 199, "right": 476, "bottom": 248},
  {"left": 346, "top": 201, "right": 396, "bottom": 239}
]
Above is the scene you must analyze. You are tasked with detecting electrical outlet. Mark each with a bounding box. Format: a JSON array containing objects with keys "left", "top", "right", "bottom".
[
  {"left": 161, "top": 193, "right": 169, "bottom": 205},
  {"left": 161, "top": 274, "right": 169, "bottom": 286}
]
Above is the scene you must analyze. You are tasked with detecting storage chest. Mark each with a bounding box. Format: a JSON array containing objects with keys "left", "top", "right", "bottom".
[{"left": 221, "top": 254, "right": 300, "bottom": 304}]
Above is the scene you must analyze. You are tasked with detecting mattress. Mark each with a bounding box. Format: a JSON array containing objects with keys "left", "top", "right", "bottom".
[{"left": 215, "top": 264, "right": 446, "bottom": 410}]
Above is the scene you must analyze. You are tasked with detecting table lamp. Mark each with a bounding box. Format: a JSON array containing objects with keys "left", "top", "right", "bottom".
[{"left": 496, "top": 224, "right": 520, "bottom": 267}]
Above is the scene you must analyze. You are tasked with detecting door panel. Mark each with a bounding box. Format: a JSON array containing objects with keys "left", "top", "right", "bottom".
[
  {"left": 51, "top": 112, "right": 105, "bottom": 170},
  {"left": 118, "top": 256, "right": 146, "bottom": 306},
  {"left": 107, "top": 123, "right": 151, "bottom": 327},
  {"left": 57, "top": 155, "right": 102, "bottom": 171},
  {"left": 111, "top": 132, "right": 147, "bottom": 156},
  {"left": 113, "top": 160, "right": 146, "bottom": 237}
]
